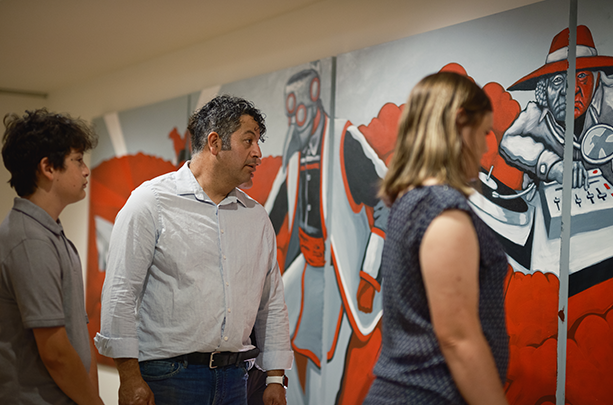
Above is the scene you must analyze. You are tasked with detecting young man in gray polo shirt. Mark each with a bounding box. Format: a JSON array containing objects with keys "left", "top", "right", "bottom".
[{"left": 0, "top": 109, "right": 104, "bottom": 404}]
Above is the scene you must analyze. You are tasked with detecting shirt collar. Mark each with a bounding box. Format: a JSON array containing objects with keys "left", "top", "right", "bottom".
[
  {"left": 228, "top": 188, "right": 249, "bottom": 208},
  {"left": 175, "top": 161, "right": 247, "bottom": 207},
  {"left": 12, "top": 197, "right": 64, "bottom": 236}
]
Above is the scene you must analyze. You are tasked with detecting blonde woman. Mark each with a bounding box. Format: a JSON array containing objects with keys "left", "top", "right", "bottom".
[{"left": 365, "top": 72, "right": 509, "bottom": 405}]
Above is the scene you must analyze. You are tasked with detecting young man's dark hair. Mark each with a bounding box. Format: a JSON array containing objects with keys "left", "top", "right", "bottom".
[
  {"left": 188, "top": 95, "right": 267, "bottom": 153},
  {"left": 2, "top": 108, "right": 97, "bottom": 197}
]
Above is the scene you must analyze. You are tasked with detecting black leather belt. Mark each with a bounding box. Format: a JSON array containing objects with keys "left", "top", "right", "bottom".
[{"left": 165, "top": 347, "right": 260, "bottom": 369}]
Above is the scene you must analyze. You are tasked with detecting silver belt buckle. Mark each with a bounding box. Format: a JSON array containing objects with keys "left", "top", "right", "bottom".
[{"left": 209, "top": 351, "right": 220, "bottom": 369}]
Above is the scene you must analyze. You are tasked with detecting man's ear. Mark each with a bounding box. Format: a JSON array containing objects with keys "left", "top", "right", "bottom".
[{"left": 207, "top": 132, "right": 222, "bottom": 156}]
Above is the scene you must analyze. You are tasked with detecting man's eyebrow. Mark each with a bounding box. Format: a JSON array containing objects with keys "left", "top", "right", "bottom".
[{"left": 243, "top": 129, "right": 260, "bottom": 137}]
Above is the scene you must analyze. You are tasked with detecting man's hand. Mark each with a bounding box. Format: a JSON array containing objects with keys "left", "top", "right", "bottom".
[
  {"left": 115, "top": 358, "right": 155, "bottom": 405},
  {"left": 262, "top": 383, "right": 286, "bottom": 405},
  {"left": 263, "top": 370, "right": 286, "bottom": 405},
  {"left": 549, "top": 160, "right": 589, "bottom": 189},
  {"left": 572, "top": 160, "right": 589, "bottom": 189},
  {"left": 118, "top": 375, "right": 155, "bottom": 405}
]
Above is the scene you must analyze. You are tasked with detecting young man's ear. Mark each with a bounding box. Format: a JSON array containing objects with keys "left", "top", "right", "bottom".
[
  {"left": 37, "top": 157, "right": 55, "bottom": 181},
  {"left": 206, "top": 132, "right": 222, "bottom": 156}
]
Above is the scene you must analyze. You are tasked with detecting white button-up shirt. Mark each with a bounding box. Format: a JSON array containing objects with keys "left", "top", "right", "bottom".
[{"left": 95, "top": 163, "right": 293, "bottom": 371}]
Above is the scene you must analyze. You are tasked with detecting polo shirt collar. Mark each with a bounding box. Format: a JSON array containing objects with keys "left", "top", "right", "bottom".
[{"left": 12, "top": 197, "right": 63, "bottom": 236}]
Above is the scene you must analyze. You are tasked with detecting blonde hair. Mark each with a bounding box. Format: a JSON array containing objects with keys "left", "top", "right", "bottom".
[{"left": 380, "top": 71, "right": 492, "bottom": 204}]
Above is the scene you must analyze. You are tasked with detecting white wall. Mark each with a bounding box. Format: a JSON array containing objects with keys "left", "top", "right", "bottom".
[{"left": 0, "top": 1, "right": 542, "bottom": 403}]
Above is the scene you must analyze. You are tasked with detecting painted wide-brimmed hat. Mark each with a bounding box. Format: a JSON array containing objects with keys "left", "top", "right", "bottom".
[{"left": 508, "top": 25, "right": 613, "bottom": 91}]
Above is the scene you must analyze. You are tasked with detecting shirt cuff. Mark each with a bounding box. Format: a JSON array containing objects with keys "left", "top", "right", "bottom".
[
  {"left": 94, "top": 332, "right": 140, "bottom": 359},
  {"left": 257, "top": 349, "right": 294, "bottom": 371},
  {"left": 536, "top": 150, "right": 561, "bottom": 181}
]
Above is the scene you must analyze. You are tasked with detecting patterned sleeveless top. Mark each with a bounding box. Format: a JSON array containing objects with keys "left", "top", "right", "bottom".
[{"left": 372, "top": 185, "right": 509, "bottom": 404}]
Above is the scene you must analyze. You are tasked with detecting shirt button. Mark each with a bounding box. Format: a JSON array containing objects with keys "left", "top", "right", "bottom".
[
  {"left": 228, "top": 308, "right": 232, "bottom": 313},
  {"left": 224, "top": 336, "right": 229, "bottom": 341},
  {"left": 226, "top": 282, "right": 229, "bottom": 286},
  {"left": 223, "top": 255, "right": 227, "bottom": 260},
  {"left": 221, "top": 229, "right": 224, "bottom": 234}
]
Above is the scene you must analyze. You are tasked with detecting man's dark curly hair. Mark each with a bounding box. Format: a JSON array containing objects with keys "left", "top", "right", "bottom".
[
  {"left": 188, "top": 95, "right": 266, "bottom": 153},
  {"left": 2, "top": 108, "right": 98, "bottom": 197}
]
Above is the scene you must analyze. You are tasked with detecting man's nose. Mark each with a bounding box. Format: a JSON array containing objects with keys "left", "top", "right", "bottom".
[
  {"left": 575, "top": 83, "right": 583, "bottom": 96},
  {"left": 253, "top": 143, "right": 262, "bottom": 160}
]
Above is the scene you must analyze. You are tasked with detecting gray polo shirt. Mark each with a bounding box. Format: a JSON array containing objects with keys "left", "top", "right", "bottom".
[{"left": 0, "top": 198, "right": 90, "bottom": 404}]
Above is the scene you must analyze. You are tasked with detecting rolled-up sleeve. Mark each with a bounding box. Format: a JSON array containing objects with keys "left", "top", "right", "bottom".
[
  {"left": 94, "top": 185, "right": 158, "bottom": 359},
  {"left": 254, "top": 223, "right": 294, "bottom": 371}
]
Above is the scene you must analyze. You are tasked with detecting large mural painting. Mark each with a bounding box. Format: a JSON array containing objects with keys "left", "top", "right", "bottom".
[
  {"left": 86, "top": 0, "right": 613, "bottom": 403},
  {"left": 335, "top": 0, "right": 613, "bottom": 403}
]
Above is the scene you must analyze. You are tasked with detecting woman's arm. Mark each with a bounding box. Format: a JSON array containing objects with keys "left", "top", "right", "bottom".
[{"left": 420, "top": 209, "right": 508, "bottom": 405}]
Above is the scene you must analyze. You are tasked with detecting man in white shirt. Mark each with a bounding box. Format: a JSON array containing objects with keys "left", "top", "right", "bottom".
[{"left": 95, "top": 95, "right": 293, "bottom": 405}]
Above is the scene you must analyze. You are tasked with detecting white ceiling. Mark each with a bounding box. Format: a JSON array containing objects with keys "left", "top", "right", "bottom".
[
  {"left": 0, "top": 0, "right": 318, "bottom": 94},
  {"left": 1, "top": 0, "right": 544, "bottom": 99}
]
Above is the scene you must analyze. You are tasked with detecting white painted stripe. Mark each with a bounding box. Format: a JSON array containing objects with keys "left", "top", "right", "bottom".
[
  {"left": 103, "top": 112, "right": 127, "bottom": 157},
  {"left": 546, "top": 47, "right": 568, "bottom": 63},
  {"left": 346, "top": 125, "right": 388, "bottom": 178},
  {"left": 196, "top": 85, "right": 221, "bottom": 111},
  {"left": 546, "top": 45, "right": 597, "bottom": 63},
  {"left": 576, "top": 44, "right": 598, "bottom": 57},
  {"left": 264, "top": 164, "right": 287, "bottom": 213}
]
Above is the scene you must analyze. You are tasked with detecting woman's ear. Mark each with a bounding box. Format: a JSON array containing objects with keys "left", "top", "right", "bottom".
[{"left": 456, "top": 107, "right": 468, "bottom": 128}]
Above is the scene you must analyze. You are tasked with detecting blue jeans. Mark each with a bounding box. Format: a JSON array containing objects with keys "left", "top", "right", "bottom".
[{"left": 140, "top": 358, "right": 248, "bottom": 405}]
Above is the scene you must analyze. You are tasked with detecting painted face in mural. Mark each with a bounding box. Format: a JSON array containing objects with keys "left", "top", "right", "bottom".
[
  {"left": 217, "top": 115, "right": 262, "bottom": 187},
  {"left": 284, "top": 70, "right": 321, "bottom": 150},
  {"left": 460, "top": 111, "right": 493, "bottom": 181},
  {"left": 546, "top": 73, "right": 567, "bottom": 123},
  {"left": 546, "top": 70, "right": 596, "bottom": 122},
  {"left": 574, "top": 70, "right": 595, "bottom": 118}
]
